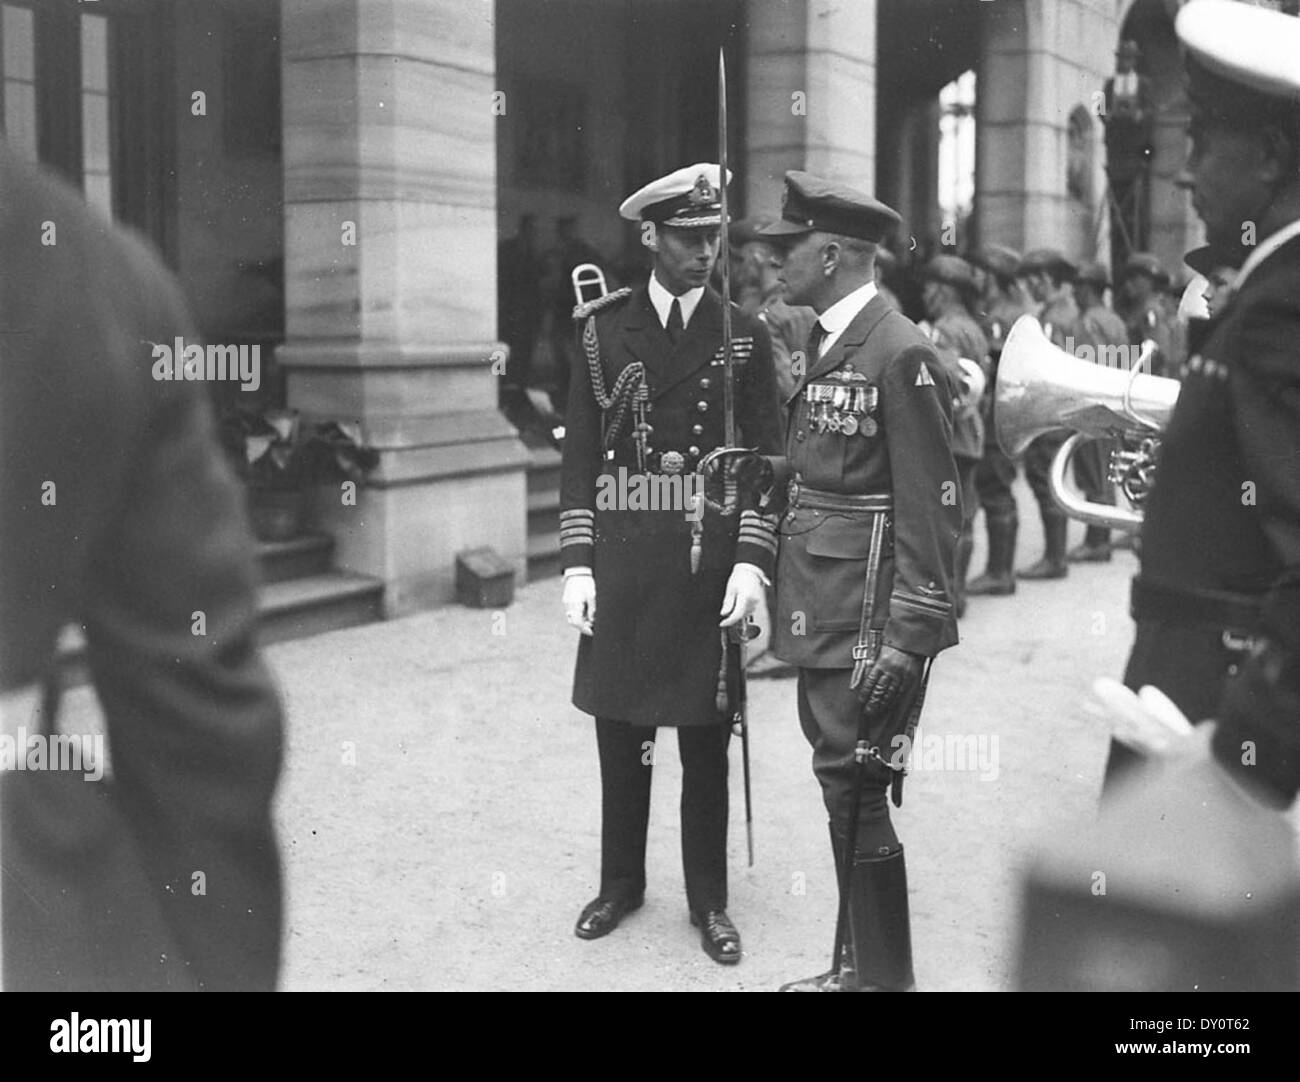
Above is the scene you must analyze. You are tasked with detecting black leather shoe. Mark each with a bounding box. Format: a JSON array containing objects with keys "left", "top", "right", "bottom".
[
  {"left": 690, "top": 908, "right": 742, "bottom": 965},
  {"left": 574, "top": 894, "right": 643, "bottom": 940}
]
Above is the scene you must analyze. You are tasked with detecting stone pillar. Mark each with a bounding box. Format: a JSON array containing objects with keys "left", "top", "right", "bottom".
[
  {"left": 976, "top": 0, "right": 1118, "bottom": 260},
  {"left": 278, "top": 0, "right": 529, "bottom": 615},
  {"left": 743, "top": 0, "right": 878, "bottom": 217}
]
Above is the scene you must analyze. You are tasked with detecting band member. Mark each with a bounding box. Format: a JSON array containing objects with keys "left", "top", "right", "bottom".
[
  {"left": 1068, "top": 261, "right": 1130, "bottom": 563},
  {"left": 1119, "top": 251, "right": 1176, "bottom": 378},
  {"left": 1015, "top": 248, "right": 1080, "bottom": 580},
  {"left": 758, "top": 172, "right": 961, "bottom": 991},
  {"left": 560, "top": 164, "right": 782, "bottom": 963},
  {"left": 967, "top": 245, "right": 1034, "bottom": 598},
  {"left": 1107, "top": 0, "right": 1300, "bottom": 807},
  {"left": 1182, "top": 245, "right": 1241, "bottom": 325},
  {"left": 918, "top": 255, "right": 990, "bottom": 617}
]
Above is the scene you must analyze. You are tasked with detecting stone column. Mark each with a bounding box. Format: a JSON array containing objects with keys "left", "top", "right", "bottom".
[
  {"left": 278, "top": 0, "right": 529, "bottom": 615},
  {"left": 976, "top": 0, "right": 1118, "bottom": 259},
  {"left": 743, "top": 0, "right": 878, "bottom": 217}
]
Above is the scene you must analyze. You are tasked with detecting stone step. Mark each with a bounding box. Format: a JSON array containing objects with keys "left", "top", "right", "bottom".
[
  {"left": 257, "top": 531, "right": 335, "bottom": 584},
  {"left": 526, "top": 444, "right": 563, "bottom": 582},
  {"left": 258, "top": 571, "right": 385, "bottom": 645},
  {"left": 527, "top": 528, "right": 561, "bottom": 582},
  {"left": 50, "top": 569, "right": 385, "bottom": 687}
]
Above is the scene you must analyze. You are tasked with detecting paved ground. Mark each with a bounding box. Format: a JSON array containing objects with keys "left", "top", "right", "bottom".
[
  {"left": 45, "top": 485, "right": 1151, "bottom": 991},
  {"left": 262, "top": 487, "right": 1137, "bottom": 991}
]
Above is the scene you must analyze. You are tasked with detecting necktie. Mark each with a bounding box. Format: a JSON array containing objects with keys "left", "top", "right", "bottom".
[
  {"left": 806, "top": 320, "right": 827, "bottom": 362},
  {"left": 666, "top": 298, "right": 684, "bottom": 346}
]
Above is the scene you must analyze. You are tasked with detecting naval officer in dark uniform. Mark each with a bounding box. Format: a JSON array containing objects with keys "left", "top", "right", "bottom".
[
  {"left": 758, "top": 173, "right": 962, "bottom": 991},
  {"left": 1107, "top": 0, "right": 1300, "bottom": 806},
  {"left": 560, "top": 164, "right": 783, "bottom": 963}
]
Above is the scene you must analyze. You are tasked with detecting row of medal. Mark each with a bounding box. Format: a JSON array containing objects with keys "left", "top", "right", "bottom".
[{"left": 804, "top": 379, "right": 879, "bottom": 437}]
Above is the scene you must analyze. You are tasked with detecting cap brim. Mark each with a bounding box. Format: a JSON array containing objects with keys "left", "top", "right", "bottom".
[{"left": 758, "top": 219, "right": 814, "bottom": 237}]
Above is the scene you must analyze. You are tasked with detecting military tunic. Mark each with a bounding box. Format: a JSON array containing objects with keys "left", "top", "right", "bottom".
[
  {"left": 929, "top": 309, "right": 990, "bottom": 462},
  {"left": 773, "top": 294, "right": 961, "bottom": 670},
  {"left": 560, "top": 284, "right": 783, "bottom": 727},
  {"left": 1124, "top": 298, "right": 1175, "bottom": 379}
]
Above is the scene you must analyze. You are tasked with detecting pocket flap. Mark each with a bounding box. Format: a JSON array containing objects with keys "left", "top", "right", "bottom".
[{"left": 802, "top": 514, "right": 876, "bottom": 559}]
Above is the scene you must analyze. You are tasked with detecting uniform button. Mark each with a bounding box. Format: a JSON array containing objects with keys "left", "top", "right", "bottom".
[
  {"left": 689, "top": 445, "right": 700, "bottom": 457},
  {"left": 796, "top": 430, "right": 805, "bottom": 441},
  {"left": 697, "top": 400, "right": 709, "bottom": 413},
  {"left": 692, "top": 424, "right": 704, "bottom": 436},
  {"left": 1228, "top": 664, "right": 1239, "bottom": 677},
  {"left": 700, "top": 377, "right": 712, "bottom": 389}
]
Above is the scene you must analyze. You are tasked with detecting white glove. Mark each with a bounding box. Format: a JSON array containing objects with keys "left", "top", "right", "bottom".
[
  {"left": 563, "top": 573, "right": 596, "bottom": 636},
  {"left": 719, "top": 565, "right": 765, "bottom": 628},
  {"left": 1089, "top": 677, "right": 1196, "bottom": 758},
  {"left": 957, "top": 357, "right": 986, "bottom": 403}
]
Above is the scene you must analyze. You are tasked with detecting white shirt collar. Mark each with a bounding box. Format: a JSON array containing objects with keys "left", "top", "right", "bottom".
[
  {"left": 814, "top": 280, "right": 878, "bottom": 357},
  {"left": 1231, "top": 216, "right": 1300, "bottom": 295},
  {"left": 648, "top": 274, "right": 705, "bottom": 329}
]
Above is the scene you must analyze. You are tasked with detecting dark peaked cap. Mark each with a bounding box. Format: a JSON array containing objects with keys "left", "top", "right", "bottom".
[
  {"left": 969, "top": 244, "right": 1022, "bottom": 280},
  {"left": 760, "top": 171, "right": 901, "bottom": 243},
  {"left": 1018, "top": 248, "right": 1077, "bottom": 280},
  {"left": 1075, "top": 260, "right": 1112, "bottom": 288},
  {"left": 919, "top": 254, "right": 977, "bottom": 293}
]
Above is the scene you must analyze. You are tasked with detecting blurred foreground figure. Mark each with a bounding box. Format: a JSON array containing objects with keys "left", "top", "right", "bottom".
[
  {"left": 1019, "top": 685, "right": 1300, "bottom": 991},
  {"left": 0, "top": 150, "right": 284, "bottom": 990}
]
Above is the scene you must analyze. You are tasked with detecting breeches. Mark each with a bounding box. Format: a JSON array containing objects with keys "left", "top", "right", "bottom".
[{"left": 796, "top": 669, "right": 899, "bottom": 856}]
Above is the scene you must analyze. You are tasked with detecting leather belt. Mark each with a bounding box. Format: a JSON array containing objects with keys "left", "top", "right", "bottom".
[
  {"left": 1130, "top": 576, "right": 1263, "bottom": 635},
  {"left": 612, "top": 450, "right": 699, "bottom": 476},
  {"left": 787, "top": 483, "right": 893, "bottom": 513}
]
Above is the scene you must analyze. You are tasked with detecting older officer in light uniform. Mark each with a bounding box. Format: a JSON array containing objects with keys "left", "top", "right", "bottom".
[
  {"left": 560, "top": 164, "right": 782, "bottom": 964},
  {"left": 759, "top": 173, "right": 962, "bottom": 992}
]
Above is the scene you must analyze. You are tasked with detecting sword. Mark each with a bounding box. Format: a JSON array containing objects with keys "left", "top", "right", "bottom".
[{"left": 718, "top": 46, "right": 753, "bottom": 867}]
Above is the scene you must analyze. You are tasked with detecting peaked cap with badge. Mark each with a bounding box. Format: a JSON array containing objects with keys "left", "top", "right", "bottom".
[
  {"left": 618, "top": 163, "right": 732, "bottom": 228},
  {"left": 760, "top": 171, "right": 901, "bottom": 242}
]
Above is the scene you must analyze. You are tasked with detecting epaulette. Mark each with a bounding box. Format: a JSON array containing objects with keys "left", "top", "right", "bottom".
[{"left": 572, "top": 287, "right": 633, "bottom": 322}]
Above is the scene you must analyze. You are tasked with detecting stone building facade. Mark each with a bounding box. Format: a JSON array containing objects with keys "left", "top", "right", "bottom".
[{"left": 0, "top": 0, "right": 1214, "bottom": 618}]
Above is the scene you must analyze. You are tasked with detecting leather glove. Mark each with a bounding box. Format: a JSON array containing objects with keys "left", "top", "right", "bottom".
[
  {"left": 719, "top": 564, "right": 765, "bottom": 628},
  {"left": 723, "top": 449, "right": 775, "bottom": 497},
  {"left": 857, "top": 645, "right": 924, "bottom": 719},
  {"left": 562, "top": 573, "right": 596, "bottom": 636}
]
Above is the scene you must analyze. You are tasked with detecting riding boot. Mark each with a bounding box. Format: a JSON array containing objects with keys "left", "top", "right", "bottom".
[
  {"left": 778, "top": 824, "right": 855, "bottom": 992},
  {"left": 847, "top": 844, "right": 915, "bottom": 992},
  {"left": 967, "top": 513, "right": 1017, "bottom": 596},
  {"left": 1018, "top": 515, "right": 1069, "bottom": 580}
]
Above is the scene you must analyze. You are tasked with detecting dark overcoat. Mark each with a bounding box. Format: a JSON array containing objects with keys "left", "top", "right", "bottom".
[{"left": 560, "top": 284, "right": 783, "bottom": 727}]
